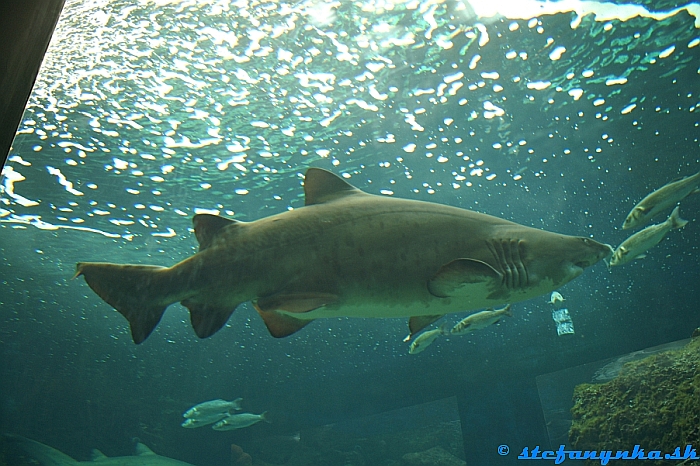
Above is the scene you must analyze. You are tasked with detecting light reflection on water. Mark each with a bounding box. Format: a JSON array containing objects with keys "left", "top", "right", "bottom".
[{"left": 1, "top": 0, "right": 699, "bottom": 243}]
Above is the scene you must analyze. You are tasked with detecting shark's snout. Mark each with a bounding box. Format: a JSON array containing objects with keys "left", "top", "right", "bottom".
[{"left": 573, "top": 238, "right": 614, "bottom": 269}]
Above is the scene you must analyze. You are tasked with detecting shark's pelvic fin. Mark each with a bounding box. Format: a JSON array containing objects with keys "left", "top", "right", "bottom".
[
  {"left": 252, "top": 292, "right": 337, "bottom": 338},
  {"left": 255, "top": 292, "right": 338, "bottom": 313},
  {"left": 254, "top": 306, "right": 314, "bottom": 338}
]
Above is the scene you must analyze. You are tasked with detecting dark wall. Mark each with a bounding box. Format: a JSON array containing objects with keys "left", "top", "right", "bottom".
[{"left": 0, "top": 0, "right": 66, "bottom": 166}]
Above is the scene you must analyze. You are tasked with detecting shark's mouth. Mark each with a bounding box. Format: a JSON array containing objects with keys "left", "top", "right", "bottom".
[
  {"left": 565, "top": 262, "right": 586, "bottom": 279},
  {"left": 574, "top": 242, "right": 615, "bottom": 269}
]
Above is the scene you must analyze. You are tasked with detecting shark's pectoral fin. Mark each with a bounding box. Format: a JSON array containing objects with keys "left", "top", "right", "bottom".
[
  {"left": 181, "top": 300, "right": 237, "bottom": 339},
  {"left": 254, "top": 305, "right": 314, "bottom": 338},
  {"left": 255, "top": 292, "right": 338, "bottom": 313},
  {"left": 406, "top": 315, "right": 444, "bottom": 341},
  {"left": 428, "top": 258, "right": 502, "bottom": 298}
]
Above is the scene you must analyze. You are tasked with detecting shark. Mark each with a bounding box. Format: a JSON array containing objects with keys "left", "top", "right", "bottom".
[
  {"left": 76, "top": 168, "right": 613, "bottom": 344},
  {"left": 5, "top": 434, "right": 196, "bottom": 466}
]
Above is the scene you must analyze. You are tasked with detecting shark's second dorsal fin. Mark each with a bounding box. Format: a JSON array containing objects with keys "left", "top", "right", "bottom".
[
  {"left": 193, "top": 214, "right": 242, "bottom": 251},
  {"left": 91, "top": 449, "right": 108, "bottom": 461},
  {"left": 304, "top": 168, "right": 365, "bottom": 206},
  {"left": 134, "top": 443, "right": 157, "bottom": 456}
]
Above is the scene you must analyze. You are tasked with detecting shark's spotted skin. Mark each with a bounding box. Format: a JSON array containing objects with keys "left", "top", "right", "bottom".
[{"left": 76, "top": 168, "right": 612, "bottom": 344}]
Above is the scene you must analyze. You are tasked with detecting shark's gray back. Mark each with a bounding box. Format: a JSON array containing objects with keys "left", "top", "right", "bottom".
[
  {"left": 6, "top": 434, "right": 78, "bottom": 466},
  {"left": 78, "top": 455, "right": 195, "bottom": 466},
  {"left": 6, "top": 435, "right": 195, "bottom": 466}
]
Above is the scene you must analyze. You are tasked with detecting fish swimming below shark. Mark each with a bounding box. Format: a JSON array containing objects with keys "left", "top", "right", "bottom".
[
  {"left": 5, "top": 434, "right": 196, "bottom": 466},
  {"left": 76, "top": 168, "right": 613, "bottom": 344}
]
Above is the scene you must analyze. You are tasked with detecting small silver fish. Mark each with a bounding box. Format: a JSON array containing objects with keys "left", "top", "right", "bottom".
[
  {"left": 181, "top": 412, "right": 230, "bottom": 428},
  {"left": 611, "top": 206, "right": 687, "bottom": 266},
  {"left": 212, "top": 412, "right": 270, "bottom": 431},
  {"left": 623, "top": 170, "right": 700, "bottom": 230},
  {"left": 450, "top": 304, "right": 512, "bottom": 335},
  {"left": 408, "top": 325, "right": 447, "bottom": 354},
  {"left": 183, "top": 398, "right": 242, "bottom": 419}
]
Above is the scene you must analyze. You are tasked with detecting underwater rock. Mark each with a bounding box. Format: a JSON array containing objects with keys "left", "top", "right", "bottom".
[
  {"left": 401, "top": 446, "right": 466, "bottom": 466},
  {"left": 231, "top": 443, "right": 253, "bottom": 466},
  {"left": 569, "top": 337, "right": 700, "bottom": 464}
]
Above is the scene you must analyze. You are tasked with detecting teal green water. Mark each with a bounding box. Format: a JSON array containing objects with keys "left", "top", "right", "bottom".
[{"left": 1, "top": 0, "right": 699, "bottom": 464}]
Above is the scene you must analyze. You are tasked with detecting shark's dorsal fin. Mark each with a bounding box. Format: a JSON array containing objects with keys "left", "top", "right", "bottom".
[
  {"left": 135, "top": 443, "right": 157, "bottom": 456},
  {"left": 304, "top": 168, "right": 365, "bottom": 206},
  {"left": 193, "top": 214, "right": 242, "bottom": 251},
  {"left": 91, "top": 449, "right": 108, "bottom": 461}
]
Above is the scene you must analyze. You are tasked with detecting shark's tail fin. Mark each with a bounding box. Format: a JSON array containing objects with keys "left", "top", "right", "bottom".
[
  {"left": 4, "top": 434, "right": 79, "bottom": 466},
  {"left": 75, "top": 262, "right": 180, "bottom": 344}
]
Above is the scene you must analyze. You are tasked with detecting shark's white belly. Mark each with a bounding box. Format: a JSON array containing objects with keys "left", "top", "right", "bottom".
[{"left": 280, "top": 278, "right": 558, "bottom": 320}]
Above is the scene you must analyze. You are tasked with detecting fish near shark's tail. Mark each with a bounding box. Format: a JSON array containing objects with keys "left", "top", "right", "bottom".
[{"left": 75, "top": 262, "right": 181, "bottom": 344}]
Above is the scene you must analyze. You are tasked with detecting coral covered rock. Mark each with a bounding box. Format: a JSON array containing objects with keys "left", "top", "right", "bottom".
[
  {"left": 401, "top": 446, "right": 466, "bottom": 466},
  {"left": 231, "top": 444, "right": 253, "bottom": 466},
  {"left": 569, "top": 337, "right": 700, "bottom": 465}
]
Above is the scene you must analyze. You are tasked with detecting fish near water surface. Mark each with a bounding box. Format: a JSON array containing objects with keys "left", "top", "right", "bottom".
[
  {"left": 611, "top": 206, "right": 687, "bottom": 266},
  {"left": 76, "top": 168, "right": 613, "bottom": 344},
  {"left": 623, "top": 169, "right": 700, "bottom": 230}
]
